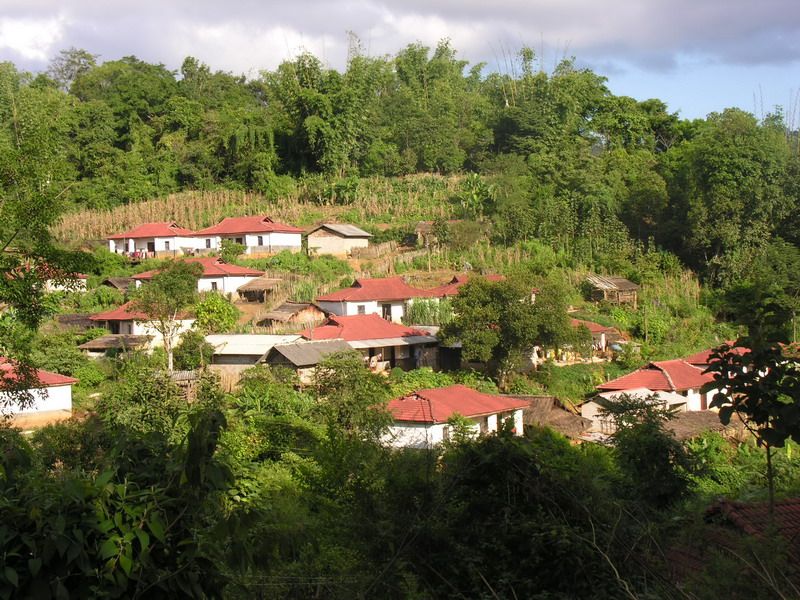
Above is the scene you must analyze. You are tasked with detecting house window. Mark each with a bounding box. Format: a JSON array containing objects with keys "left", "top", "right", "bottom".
[
  {"left": 211, "top": 282, "right": 218, "bottom": 291},
  {"left": 357, "top": 305, "right": 366, "bottom": 315},
  {"left": 205, "top": 239, "right": 211, "bottom": 249},
  {"left": 257, "top": 235, "right": 264, "bottom": 246},
  {"left": 381, "top": 304, "right": 392, "bottom": 320},
  {"left": 442, "top": 425, "right": 450, "bottom": 441},
  {"left": 235, "top": 237, "right": 244, "bottom": 245},
  {"left": 164, "top": 241, "right": 170, "bottom": 250}
]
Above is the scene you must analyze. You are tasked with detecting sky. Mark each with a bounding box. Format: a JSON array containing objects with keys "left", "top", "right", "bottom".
[{"left": 0, "top": 0, "right": 798, "bottom": 121}]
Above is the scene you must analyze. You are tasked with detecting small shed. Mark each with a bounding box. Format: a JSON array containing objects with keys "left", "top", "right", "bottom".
[
  {"left": 236, "top": 277, "right": 283, "bottom": 303},
  {"left": 585, "top": 274, "right": 640, "bottom": 308},
  {"left": 307, "top": 224, "right": 371, "bottom": 257},
  {"left": 256, "top": 302, "right": 328, "bottom": 329},
  {"left": 263, "top": 339, "right": 352, "bottom": 384}
]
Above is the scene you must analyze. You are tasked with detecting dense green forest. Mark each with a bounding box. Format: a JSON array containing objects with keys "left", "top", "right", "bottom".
[{"left": 2, "top": 41, "right": 800, "bottom": 598}]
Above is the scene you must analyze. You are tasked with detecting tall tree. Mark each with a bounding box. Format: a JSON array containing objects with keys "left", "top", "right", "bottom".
[{"left": 131, "top": 261, "right": 202, "bottom": 372}]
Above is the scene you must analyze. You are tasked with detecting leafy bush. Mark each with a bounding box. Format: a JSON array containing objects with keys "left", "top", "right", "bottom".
[{"left": 193, "top": 293, "right": 239, "bottom": 333}]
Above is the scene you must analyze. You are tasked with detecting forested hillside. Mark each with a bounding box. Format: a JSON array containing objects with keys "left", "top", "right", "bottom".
[{"left": 5, "top": 42, "right": 800, "bottom": 300}]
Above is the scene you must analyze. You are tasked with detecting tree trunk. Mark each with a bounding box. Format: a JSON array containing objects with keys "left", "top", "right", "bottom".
[{"left": 766, "top": 443, "right": 775, "bottom": 524}]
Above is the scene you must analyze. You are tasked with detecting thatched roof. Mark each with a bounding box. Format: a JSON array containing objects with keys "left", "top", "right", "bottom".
[
  {"left": 504, "top": 395, "right": 591, "bottom": 438},
  {"left": 78, "top": 334, "right": 151, "bottom": 351},
  {"left": 259, "top": 302, "right": 326, "bottom": 323},
  {"left": 56, "top": 313, "right": 95, "bottom": 330},
  {"left": 586, "top": 274, "right": 640, "bottom": 292},
  {"left": 236, "top": 277, "right": 283, "bottom": 293},
  {"left": 665, "top": 410, "right": 741, "bottom": 441}
]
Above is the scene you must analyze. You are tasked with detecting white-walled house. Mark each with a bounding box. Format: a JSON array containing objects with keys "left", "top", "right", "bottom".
[
  {"left": 192, "top": 216, "right": 303, "bottom": 255},
  {"left": 89, "top": 301, "right": 195, "bottom": 349},
  {"left": 596, "top": 359, "right": 716, "bottom": 412},
  {"left": 316, "top": 277, "right": 433, "bottom": 323},
  {"left": 0, "top": 358, "right": 76, "bottom": 425},
  {"left": 307, "top": 223, "right": 372, "bottom": 257},
  {"left": 107, "top": 222, "right": 198, "bottom": 258},
  {"left": 132, "top": 257, "right": 264, "bottom": 294},
  {"left": 582, "top": 387, "right": 690, "bottom": 433},
  {"left": 385, "top": 385, "right": 528, "bottom": 449},
  {"left": 45, "top": 273, "right": 88, "bottom": 293}
]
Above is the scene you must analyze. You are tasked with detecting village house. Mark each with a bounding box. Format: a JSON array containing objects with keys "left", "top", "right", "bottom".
[
  {"left": 89, "top": 301, "right": 195, "bottom": 349},
  {"left": 235, "top": 276, "right": 284, "bottom": 304},
  {"left": 301, "top": 313, "right": 439, "bottom": 372},
  {"left": 205, "top": 334, "right": 301, "bottom": 367},
  {"left": 581, "top": 387, "right": 691, "bottom": 434},
  {"left": 683, "top": 342, "right": 748, "bottom": 369},
  {"left": 101, "top": 277, "right": 135, "bottom": 293},
  {"left": 596, "top": 359, "right": 716, "bottom": 411},
  {"left": 256, "top": 302, "right": 329, "bottom": 330},
  {"left": 132, "top": 257, "right": 264, "bottom": 294},
  {"left": 192, "top": 215, "right": 303, "bottom": 255},
  {"left": 0, "top": 358, "right": 76, "bottom": 427},
  {"left": 45, "top": 272, "right": 88, "bottom": 293},
  {"left": 107, "top": 221, "right": 197, "bottom": 258},
  {"left": 585, "top": 274, "right": 640, "bottom": 308},
  {"left": 427, "top": 273, "right": 505, "bottom": 298},
  {"left": 262, "top": 339, "right": 352, "bottom": 384},
  {"left": 316, "top": 276, "right": 433, "bottom": 323},
  {"left": 307, "top": 223, "right": 372, "bottom": 257},
  {"left": 385, "top": 384, "right": 528, "bottom": 448}
]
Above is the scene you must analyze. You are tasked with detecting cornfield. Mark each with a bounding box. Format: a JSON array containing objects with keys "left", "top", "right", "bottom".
[{"left": 53, "top": 175, "right": 463, "bottom": 244}]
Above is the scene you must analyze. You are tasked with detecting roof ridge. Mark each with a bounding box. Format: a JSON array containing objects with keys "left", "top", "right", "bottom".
[{"left": 651, "top": 361, "right": 678, "bottom": 391}]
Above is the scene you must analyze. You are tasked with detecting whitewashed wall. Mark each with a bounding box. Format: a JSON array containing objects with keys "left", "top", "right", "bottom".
[
  {"left": 386, "top": 409, "right": 523, "bottom": 449},
  {"left": 131, "top": 319, "right": 195, "bottom": 348},
  {"left": 1, "top": 385, "right": 73, "bottom": 415},
  {"left": 317, "top": 300, "right": 405, "bottom": 322}
]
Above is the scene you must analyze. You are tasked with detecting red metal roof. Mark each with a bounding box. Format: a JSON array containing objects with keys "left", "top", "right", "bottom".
[
  {"left": 388, "top": 385, "right": 529, "bottom": 423},
  {"left": 132, "top": 257, "right": 263, "bottom": 280},
  {"left": 107, "top": 221, "right": 194, "bottom": 240},
  {"left": 684, "top": 343, "right": 747, "bottom": 366},
  {"left": 317, "top": 277, "right": 433, "bottom": 302},
  {"left": 597, "top": 359, "right": 715, "bottom": 392},
  {"left": 301, "top": 314, "right": 429, "bottom": 342},
  {"left": 0, "top": 358, "right": 78, "bottom": 387},
  {"left": 89, "top": 300, "right": 149, "bottom": 322},
  {"left": 193, "top": 215, "right": 302, "bottom": 236},
  {"left": 427, "top": 273, "right": 505, "bottom": 298},
  {"left": 570, "top": 318, "right": 614, "bottom": 334}
]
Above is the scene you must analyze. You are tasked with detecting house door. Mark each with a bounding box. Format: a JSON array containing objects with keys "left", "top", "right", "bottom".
[
  {"left": 381, "top": 304, "right": 392, "bottom": 320},
  {"left": 147, "top": 241, "right": 155, "bottom": 253}
]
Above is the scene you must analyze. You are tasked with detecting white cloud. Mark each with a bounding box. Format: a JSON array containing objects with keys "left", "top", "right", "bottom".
[{"left": 0, "top": 15, "right": 67, "bottom": 61}]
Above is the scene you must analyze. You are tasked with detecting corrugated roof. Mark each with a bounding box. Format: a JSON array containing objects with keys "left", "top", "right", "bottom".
[
  {"left": 302, "top": 314, "right": 432, "bottom": 342},
  {"left": 206, "top": 334, "right": 300, "bottom": 356},
  {"left": 265, "top": 339, "right": 352, "bottom": 367},
  {"left": 586, "top": 274, "right": 640, "bottom": 292},
  {"left": 597, "top": 359, "right": 714, "bottom": 392},
  {"left": 0, "top": 357, "right": 78, "bottom": 387},
  {"left": 194, "top": 215, "right": 302, "bottom": 236},
  {"left": 102, "top": 277, "right": 134, "bottom": 290},
  {"left": 317, "top": 276, "right": 432, "bottom": 302},
  {"left": 107, "top": 221, "right": 194, "bottom": 240},
  {"left": 132, "top": 257, "right": 263, "bottom": 280},
  {"left": 570, "top": 318, "right": 616, "bottom": 334},
  {"left": 388, "top": 385, "right": 529, "bottom": 423},
  {"left": 309, "top": 223, "right": 372, "bottom": 238}
]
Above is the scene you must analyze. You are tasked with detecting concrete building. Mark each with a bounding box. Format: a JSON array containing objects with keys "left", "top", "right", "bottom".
[
  {"left": 132, "top": 257, "right": 264, "bottom": 294},
  {"left": 307, "top": 223, "right": 372, "bottom": 257},
  {"left": 316, "top": 277, "right": 433, "bottom": 323},
  {"left": 0, "top": 357, "right": 76, "bottom": 427},
  {"left": 192, "top": 215, "right": 302, "bottom": 255},
  {"left": 107, "top": 221, "right": 197, "bottom": 258},
  {"left": 385, "top": 385, "right": 528, "bottom": 448}
]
